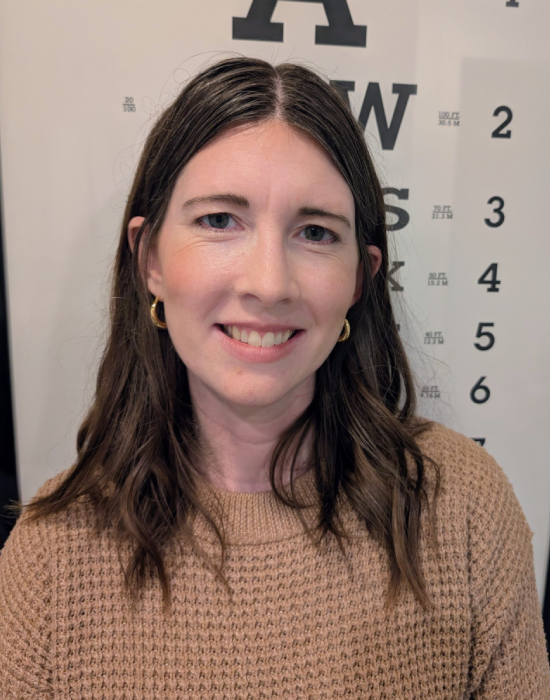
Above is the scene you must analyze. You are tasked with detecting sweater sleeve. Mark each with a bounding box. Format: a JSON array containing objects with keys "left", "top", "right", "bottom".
[
  {"left": 465, "top": 447, "right": 550, "bottom": 699},
  {"left": 0, "top": 487, "right": 55, "bottom": 699}
]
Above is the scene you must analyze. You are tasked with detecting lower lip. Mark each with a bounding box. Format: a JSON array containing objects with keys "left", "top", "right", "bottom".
[{"left": 214, "top": 325, "right": 305, "bottom": 364}]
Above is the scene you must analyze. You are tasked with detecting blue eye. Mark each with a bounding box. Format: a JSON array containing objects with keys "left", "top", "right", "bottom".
[
  {"left": 197, "top": 213, "right": 236, "bottom": 230},
  {"left": 299, "top": 225, "right": 338, "bottom": 245}
]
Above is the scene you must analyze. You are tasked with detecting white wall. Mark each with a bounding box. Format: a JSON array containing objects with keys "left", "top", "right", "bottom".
[{"left": 0, "top": 0, "right": 548, "bottom": 599}]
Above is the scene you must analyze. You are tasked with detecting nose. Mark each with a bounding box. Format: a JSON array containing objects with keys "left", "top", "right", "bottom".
[{"left": 233, "top": 230, "right": 300, "bottom": 306}]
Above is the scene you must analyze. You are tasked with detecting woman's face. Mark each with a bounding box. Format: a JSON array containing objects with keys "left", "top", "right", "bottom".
[{"left": 129, "top": 120, "right": 382, "bottom": 410}]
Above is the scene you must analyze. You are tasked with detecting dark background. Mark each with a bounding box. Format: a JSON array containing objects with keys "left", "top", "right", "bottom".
[{"left": 0, "top": 154, "right": 19, "bottom": 546}]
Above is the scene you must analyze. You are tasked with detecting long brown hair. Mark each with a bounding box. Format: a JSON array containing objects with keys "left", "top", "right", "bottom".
[{"left": 10, "top": 55, "right": 440, "bottom": 614}]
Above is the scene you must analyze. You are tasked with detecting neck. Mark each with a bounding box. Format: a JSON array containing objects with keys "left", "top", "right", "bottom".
[{"left": 188, "top": 372, "right": 315, "bottom": 492}]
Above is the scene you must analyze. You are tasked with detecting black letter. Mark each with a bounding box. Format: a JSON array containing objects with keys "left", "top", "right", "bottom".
[
  {"left": 388, "top": 261, "right": 405, "bottom": 292},
  {"left": 383, "top": 188, "right": 410, "bottom": 231},
  {"left": 233, "top": 0, "right": 367, "bottom": 46},
  {"left": 359, "top": 83, "right": 417, "bottom": 150}
]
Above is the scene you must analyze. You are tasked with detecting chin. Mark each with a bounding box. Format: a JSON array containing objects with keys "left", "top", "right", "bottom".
[
  {"left": 219, "top": 384, "right": 291, "bottom": 408},
  {"left": 187, "top": 366, "right": 314, "bottom": 409}
]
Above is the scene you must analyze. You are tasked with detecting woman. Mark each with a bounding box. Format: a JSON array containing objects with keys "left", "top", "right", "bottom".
[{"left": 0, "top": 55, "right": 548, "bottom": 699}]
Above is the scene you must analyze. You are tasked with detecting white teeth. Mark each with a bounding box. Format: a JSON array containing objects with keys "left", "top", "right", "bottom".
[
  {"left": 223, "top": 325, "right": 296, "bottom": 347},
  {"left": 261, "top": 332, "right": 275, "bottom": 348},
  {"left": 248, "top": 330, "right": 262, "bottom": 347}
]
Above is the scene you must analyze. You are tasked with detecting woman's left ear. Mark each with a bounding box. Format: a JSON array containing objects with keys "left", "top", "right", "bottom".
[
  {"left": 367, "top": 245, "right": 383, "bottom": 277},
  {"left": 351, "top": 246, "right": 383, "bottom": 304}
]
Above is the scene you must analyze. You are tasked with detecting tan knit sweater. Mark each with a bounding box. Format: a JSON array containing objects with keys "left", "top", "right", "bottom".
[{"left": 1, "top": 422, "right": 549, "bottom": 699}]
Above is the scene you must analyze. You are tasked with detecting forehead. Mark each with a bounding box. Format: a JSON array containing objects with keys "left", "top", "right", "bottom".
[{"left": 175, "top": 121, "right": 354, "bottom": 213}]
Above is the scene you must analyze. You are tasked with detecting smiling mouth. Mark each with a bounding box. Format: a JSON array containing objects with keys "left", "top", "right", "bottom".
[{"left": 218, "top": 324, "right": 300, "bottom": 348}]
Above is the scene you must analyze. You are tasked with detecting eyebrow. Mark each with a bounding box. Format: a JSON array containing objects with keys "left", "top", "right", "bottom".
[{"left": 182, "top": 193, "right": 352, "bottom": 229}]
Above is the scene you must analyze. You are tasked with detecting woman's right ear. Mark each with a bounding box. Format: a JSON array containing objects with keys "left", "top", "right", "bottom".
[
  {"left": 127, "top": 216, "right": 146, "bottom": 253},
  {"left": 127, "top": 215, "right": 163, "bottom": 298}
]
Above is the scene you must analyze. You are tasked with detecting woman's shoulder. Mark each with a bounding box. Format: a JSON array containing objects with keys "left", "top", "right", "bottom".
[
  {"left": 3, "top": 466, "right": 97, "bottom": 561},
  {"left": 413, "top": 419, "right": 510, "bottom": 486},
  {"left": 413, "top": 419, "right": 533, "bottom": 541},
  {"left": 413, "top": 418, "right": 492, "bottom": 470},
  {"left": 0, "top": 470, "right": 75, "bottom": 606}
]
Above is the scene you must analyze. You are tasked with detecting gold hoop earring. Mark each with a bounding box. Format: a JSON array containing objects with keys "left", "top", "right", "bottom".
[
  {"left": 337, "top": 319, "right": 350, "bottom": 342},
  {"left": 150, "top": 296, "right": 167, "bottom": 329}
]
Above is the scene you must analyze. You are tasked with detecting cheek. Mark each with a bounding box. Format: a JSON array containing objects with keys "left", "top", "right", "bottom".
[
  {"left": 161, "top": 242, "right": 230, "bottom": 306},
  {"left": 304, "top": 265, "right": 358, "bottom": 320}
]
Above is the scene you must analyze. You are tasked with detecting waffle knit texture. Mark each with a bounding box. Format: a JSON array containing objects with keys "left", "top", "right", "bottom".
[{"left": 1, "top": 421, "right": 549, "bottom": 699}]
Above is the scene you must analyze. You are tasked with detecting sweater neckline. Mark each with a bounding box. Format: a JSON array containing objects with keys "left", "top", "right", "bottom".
[{"left": 190, "top": 466, "right": 322, "bottom": 546}]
